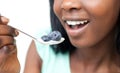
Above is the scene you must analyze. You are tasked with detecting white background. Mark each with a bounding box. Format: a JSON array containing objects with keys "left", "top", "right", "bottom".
[{"left": 0, "top": 0, "right": 50, "bottom": 73}]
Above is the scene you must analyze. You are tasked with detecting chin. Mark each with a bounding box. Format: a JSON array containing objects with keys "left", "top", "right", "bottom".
[{"left": 70, "top": 38, "right": 96, "bottom": 49}]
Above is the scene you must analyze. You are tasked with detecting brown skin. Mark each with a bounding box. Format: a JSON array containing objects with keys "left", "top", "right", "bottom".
[
  {"left": 24, "top": 40, "right": 41, "bottom": 73},
  {"left": 54, "top": 0, "right": 120, "bottom": 73},
  {"left": 0, "top": 16, "right": 20, "bottom": 73},
  {"left": 24, "top": 0, "right": 120, "bottom": 73}
]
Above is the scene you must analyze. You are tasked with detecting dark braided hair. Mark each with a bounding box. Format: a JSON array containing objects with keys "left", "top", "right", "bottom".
[{"left": 49, "top": 0, "right": 120, "bottom": 54}]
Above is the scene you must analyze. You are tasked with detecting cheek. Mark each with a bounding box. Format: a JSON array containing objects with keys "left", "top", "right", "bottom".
[
  {"left": 53, "top": 1, "right": 65, "bottom": 28},
  {"left": 53, "top": 0, "right": 62, "bottom": 19},
  {"left": 84, "top": 0, "right": 119, "bottom": 37},
  {"left": 84, "top": 0, "right": 119, "bottom": 17}
]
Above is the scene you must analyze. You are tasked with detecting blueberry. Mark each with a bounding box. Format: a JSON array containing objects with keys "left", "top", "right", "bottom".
[
  {"left": 41, "top": 35, "right": 51, "bottom": 42},
  {"left": 48, "top": 31, "right": 62, "bottom": 41}
]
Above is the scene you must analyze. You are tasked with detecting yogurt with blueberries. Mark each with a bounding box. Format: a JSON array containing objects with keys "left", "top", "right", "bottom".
[{"left": 41, "top": 31, "right": 62, "bottom": 42}]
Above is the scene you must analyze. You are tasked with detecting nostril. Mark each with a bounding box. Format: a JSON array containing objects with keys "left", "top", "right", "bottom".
[{"left": 61, "top": 1, "right": 81, "bottom": 11}]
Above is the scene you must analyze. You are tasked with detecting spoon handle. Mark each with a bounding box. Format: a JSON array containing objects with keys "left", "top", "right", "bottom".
[
  {"left": 0, "top": 14, "right": 65, "bottom": 45},
  {"left": 0, "top": 14, "right": 38, "bottom": 41},
  {"left": 9, "top": 25, "right": 38, "bottom": 41}
]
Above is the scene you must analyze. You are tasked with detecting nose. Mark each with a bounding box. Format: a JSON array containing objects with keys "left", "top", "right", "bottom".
[{"left": 61, "top": 0, "right": 81, "bottom": 11}]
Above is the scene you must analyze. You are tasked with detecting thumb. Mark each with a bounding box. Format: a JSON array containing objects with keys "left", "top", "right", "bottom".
[{"left": 0, "top": 15, "right": 9, "bottom": 25}]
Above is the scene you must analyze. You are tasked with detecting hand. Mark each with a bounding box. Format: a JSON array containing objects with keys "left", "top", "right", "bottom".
[{"left": 0, "top": 16, "right": 19, "bottom": 66}]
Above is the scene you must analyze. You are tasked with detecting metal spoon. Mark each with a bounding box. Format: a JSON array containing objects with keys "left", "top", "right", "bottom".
[
  {"left": 9, "top": 25, "right": 65, "bottom": 45},
  {"left": 0, "top": 14, "right": 65, "bottom": 45}
]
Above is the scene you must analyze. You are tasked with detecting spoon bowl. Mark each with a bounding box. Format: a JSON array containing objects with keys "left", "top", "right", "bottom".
[{"left": 37, "top": 37, "right": 65, "bottom": 45}]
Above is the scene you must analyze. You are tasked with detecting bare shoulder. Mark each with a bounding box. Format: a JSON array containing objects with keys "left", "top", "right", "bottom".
[{"left": 24, "top": 40, "right": 42, "bottom": 73}]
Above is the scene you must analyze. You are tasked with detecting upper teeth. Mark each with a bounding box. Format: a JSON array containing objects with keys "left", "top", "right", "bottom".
[{"left": 66, "top": 20, "right": 88, "bottom": 25}]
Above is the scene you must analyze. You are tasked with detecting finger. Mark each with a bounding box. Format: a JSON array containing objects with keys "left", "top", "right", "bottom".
[
  {"left": 0, "top": 36, "right": 15, "bottom": 48},
  {"left": 6, "top": 45, "right": 16, "bottom": 54},
  {"left": 9, "top": 26, "right": 19, "bottom": 37},
  {"left": 0, "top": 16, "right": 9, "bottom": 25},
  {"left": 0, "top": 45, "right": 16, "bottom": 65},
  {"left": 0, "top": 46, "right": 9, "bottom": 54},
  {"left": 0, "top": 45, "right": 16, "bottom": 54},
  {"left": 0, "top": 25, "right": 19, "bottom": 37},
  {"left": 14, "top": 29, "right": 19, "bottom": 37},
  {"left": 0, "top": 46, "right": 8, "bottom": 65}
]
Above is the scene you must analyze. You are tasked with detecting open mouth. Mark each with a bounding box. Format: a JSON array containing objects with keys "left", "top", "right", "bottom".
[{"left": 64, "top": 20, "right": 89, "bottom": 29}]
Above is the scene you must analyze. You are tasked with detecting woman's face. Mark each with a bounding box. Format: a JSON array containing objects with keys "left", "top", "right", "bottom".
[{"left": 53, "top": 0, "right": 120, "bottom": 48}]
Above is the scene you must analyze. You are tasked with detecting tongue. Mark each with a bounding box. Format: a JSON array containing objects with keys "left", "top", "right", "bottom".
[
  {"left": 70, "top": 24, "right": 86, "bottom": 29},
  {"left": 71, "top": 25, "right": 79, "bottom": 29}
]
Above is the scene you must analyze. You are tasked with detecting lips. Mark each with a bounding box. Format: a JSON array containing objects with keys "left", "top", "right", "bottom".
[{"left": 63, "top": 18, "right": 90, "bottom": 37}]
